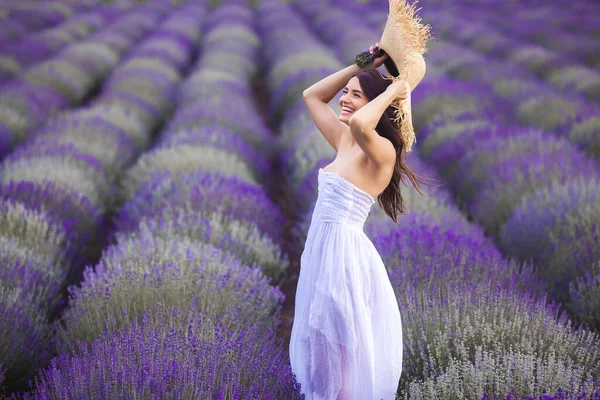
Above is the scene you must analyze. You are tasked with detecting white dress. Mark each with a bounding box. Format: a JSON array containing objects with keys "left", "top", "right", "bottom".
[{"left": 289, "top": 168, "right": 403, "bottom": 400}]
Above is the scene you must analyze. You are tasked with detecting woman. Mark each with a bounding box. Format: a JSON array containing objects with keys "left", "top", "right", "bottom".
[{"left": 288, "top": 43, "right": 430, "bottom": 400}]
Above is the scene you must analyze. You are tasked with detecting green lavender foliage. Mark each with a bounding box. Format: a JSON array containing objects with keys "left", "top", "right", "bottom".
[
  {"left": 549, "top": 65, "right": 600, "bottom": 102},
  {"left": 108, "top": 76, "right": 176, "bottom": 117},
  {"left": 61, "top": 42, "right": 120, "bottom": 77},
  {"left": 117, "top": 145, "right": 257, "bottom": 205},
  {"left": 116, "top": 57, "right": 181, "bottom": 81},
  {"left": 1, "top": 157, "right": 111, "bottom": 211},
  {"left": 420, "top": 118, "right": 495, "bottom": 160},
  {"left": 434, "top": 52, "right": 484, "bottom": 80},
  {"left": 26, "top": 127, "right": 134, "bottom": 179},
  {"left": 568, "top": 116, "right": 600, "bottom": 158},
  {"left": 518, "top": 95, "right": 582, "bottom": 131},
  {"left": 125, "top": 207, "right": 288, "bottom": 282},
  {"left": 509, "top": 45, "right": 561, "bottom": 76},
  {"left": 412, "top": 94, "right": 483, "bottom": 132},
  {"left": 24, "top": 60, "right": 94, "bottom": 105},
  {"left": 405, "top": 350, "right": 596, "bottom": 400},
  {"left": 93, "top": 96, "right": 157, "bottom": 131},
  {"left": 0, "top": 201, "right": 71, "bottom": 270},
  {"left": 0, "top": 56, "right": 20, "bottom": 80},
  {"left": 270, "top": 51, "right": 340, "bottom": 90},
  {"left": 48, "top": 106, "right": 149, "bottom": 151},
  {"left": 0, "top": 94, "right": 34, "bottom": 144},
  {"left": 492, "top": 77, "right": 542, "bottom": 99}
]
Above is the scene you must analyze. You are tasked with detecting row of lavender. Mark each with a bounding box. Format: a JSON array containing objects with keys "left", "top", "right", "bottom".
[
  {"left": 284, "top": 0, "right": 600, "bottom": 398},
  {"left": 0, "top": 0, "right": 190, "bottom": 394},
  {"left": 0, "top": 3, "right": 157, "bottom": 160},
  {"left": 0, "top": 1, "right": 94, "bottom": 44},
  {"left": 410, "top": 31, "right": 600, "bottom": 325},
  {"left": 423, "top": 9, "right": 600, "bottom": 105},
  {"left": 4, "top": 1, "right": 304, "bottom": 398},
  {"left": 431, "top": 0, "right": 600, "bottom": 71},
  {"left": 0, "top": 3, "right": 142, "bottom": 89},
  {"left": 355, "top": 0, "right": 600, "bottom": 40}
]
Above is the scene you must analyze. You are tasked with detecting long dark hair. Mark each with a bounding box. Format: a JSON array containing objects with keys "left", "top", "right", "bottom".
[{"left": 353, "top": 67, "right": 434, "bottom": 223}]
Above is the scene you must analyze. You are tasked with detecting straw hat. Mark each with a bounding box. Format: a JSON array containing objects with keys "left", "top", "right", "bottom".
[{"left": 357, "top": 0, "right": 432, "bottom": 153}]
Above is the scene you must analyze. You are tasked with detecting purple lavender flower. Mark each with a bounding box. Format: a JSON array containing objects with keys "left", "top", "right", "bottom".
[{"left": 18, "top": 305, "right": 305, "bottom": 399}]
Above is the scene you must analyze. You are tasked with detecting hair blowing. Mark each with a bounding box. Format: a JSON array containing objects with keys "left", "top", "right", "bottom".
[{"left": 353, "top": 67, "right": 436, "bottom": 223}]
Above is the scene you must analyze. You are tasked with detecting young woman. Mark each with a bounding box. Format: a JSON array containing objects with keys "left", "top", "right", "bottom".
[{"left": 288, "top": 44, "right": 429, "bottom": 399}]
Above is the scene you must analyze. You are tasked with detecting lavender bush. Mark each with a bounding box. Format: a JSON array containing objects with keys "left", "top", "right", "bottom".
[
  {"left": 396, "top": 281, "right": 600, "bottom": 399},
  {"left": 564, "top": 115, "right": 600, "bottom": 159},
  {"left": 411, "top": 78, "right": 497, "bottom": 132},
  {"left": 538, "top": 203, "right": 600, "bottom": 302},
  {"left": 0, "top": 200, "right": 73, "bottom": 272},
  {"left": 165, "top": 95, "right": 271, "bottom": 149},
  {"left": 548, "top": 65, "right": 600, "bottom": 103},
  {"left": 124, "top": 207, "right": 288, "bottom": 282},
  {"left": 15, "top": 305, "right": 304, "bottom": 399},
  {"left": 0, "top": 180, "right": 102, "bottom": 254},
  {"left": 499, "top": 177, "right": 600, "bottom": 263},
  {"left": 154, "top": 124, "right": 271, "bottom": 176},
  {"left": 55, "top": 237, "right": 284, "bottom": 353},
  {"left": 40, "top": 105, "right": 148, "bottom": 151},
  {"left": 0, "top": 286, "right": 53, "bottom": 393},
  {"left": 374, "top": 221, "right": 542, "bottom": 296},
  {"left": 114, "top": 169, "right": 285, "bottom": 242},
  {"left": 1, "top": 146, "right": 113, "bottom": 210},
  {"left": 570, "top": 260, "right": 600, "bottom": 331},
  {"left": 26, "top": 113, "right": 137, "bottom": 177},
  {"left": 468, "top": 149, "right": 599, "bottom": 234},
  {"left": 419, "top": 115, "right": 501, "bottom": 162},
  {"left": 517, "top": 94, "right": 588, "bottom": 132},
  {"left": 0, "top": 237, "right": 64, "bottom": 308},
  {"left": 116, "top": 145, "right": 257, "bottom": 205}
]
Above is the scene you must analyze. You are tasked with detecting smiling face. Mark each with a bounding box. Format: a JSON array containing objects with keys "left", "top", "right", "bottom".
[{"left": 339, "top": 76, "right": 369, "bottom": 125}]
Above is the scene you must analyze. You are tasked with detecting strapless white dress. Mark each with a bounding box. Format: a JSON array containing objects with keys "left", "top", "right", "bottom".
[{"left": 289, "top": 168, "right": 403, "bottom": 400}]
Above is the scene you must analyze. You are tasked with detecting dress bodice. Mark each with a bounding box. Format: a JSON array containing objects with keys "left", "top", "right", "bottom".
[{"left": 314, "top": 168, "right": 376, "bottom": 230}]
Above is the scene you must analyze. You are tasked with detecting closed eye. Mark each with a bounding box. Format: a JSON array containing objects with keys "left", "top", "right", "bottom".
[{"left": 342, "top": 88, "right": 362, "bottom": 98}]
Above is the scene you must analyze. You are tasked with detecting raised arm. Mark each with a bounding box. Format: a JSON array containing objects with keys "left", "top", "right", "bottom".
[
  {"left": 302, "top": 64, "right": 361, "bottom": 151},
  {"left": 348, "top": 80, "right": 409, "bottom": 165}
]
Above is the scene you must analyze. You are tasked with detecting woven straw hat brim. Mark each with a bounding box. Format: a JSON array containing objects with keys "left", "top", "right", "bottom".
[{"left": 376, "top": 0, "right": 431, "bottom": 153}]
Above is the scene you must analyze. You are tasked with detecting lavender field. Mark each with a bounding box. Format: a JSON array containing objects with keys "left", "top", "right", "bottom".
[{"left": 0, "top": 0, "right": 599, "bottom": 398}]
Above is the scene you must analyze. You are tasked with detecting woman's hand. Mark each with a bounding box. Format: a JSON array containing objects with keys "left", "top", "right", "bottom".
[
  {"left": 369, "top": 42, "right": 388, "bottom": 69},
  {"left": 386, "top": 79, "right": 410, "bottom": 101}
]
